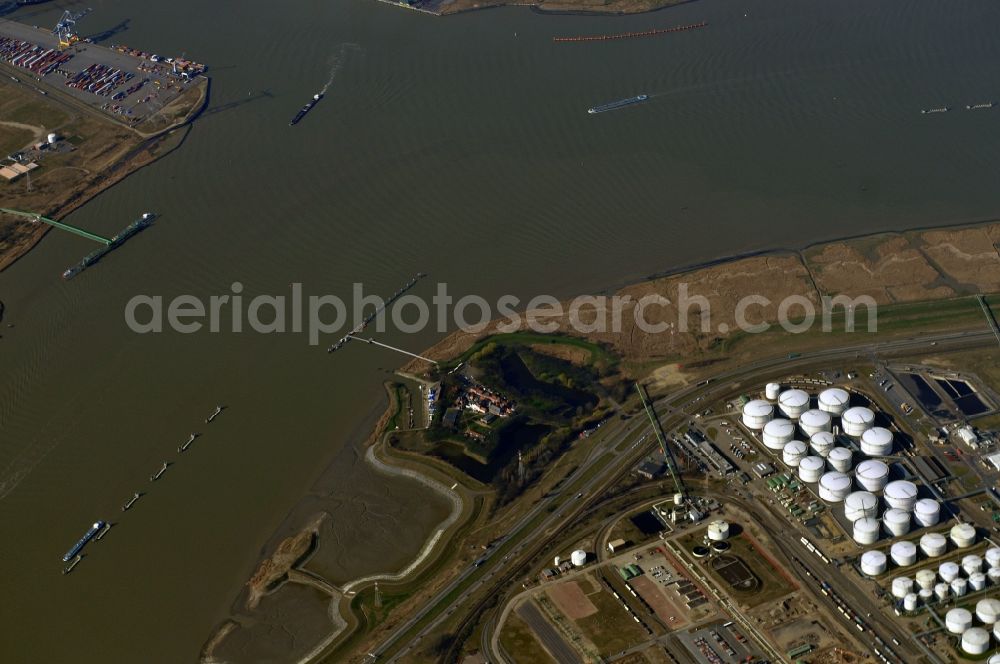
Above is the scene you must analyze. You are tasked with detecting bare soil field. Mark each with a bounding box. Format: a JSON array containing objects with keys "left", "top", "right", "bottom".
[{"left": 547, "top": 580, "right": 598, "bottom": 620}]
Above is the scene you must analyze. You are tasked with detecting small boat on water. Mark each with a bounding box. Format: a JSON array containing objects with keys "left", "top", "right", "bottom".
[
  {"left": 290, "top": 93, "right": 323, "bottom": 126},
  {"left": 920, "top": 107, "right": 949, "bottom": 114},
  {"left": 588, "top": 94, "right": 649, "bottom": 114}
]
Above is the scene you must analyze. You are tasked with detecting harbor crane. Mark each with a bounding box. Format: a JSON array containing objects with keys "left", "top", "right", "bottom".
[{"left": 53, "top": 8, "right": 92, "bottom": 49}]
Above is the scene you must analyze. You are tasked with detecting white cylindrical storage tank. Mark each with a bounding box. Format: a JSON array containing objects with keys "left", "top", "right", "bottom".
[
  {"left": 883, "top": 509, "right": 911, "bottom": 538},
  {"left": 946, "top": 607, "right": 973, "bottom": 634},
  {"left": 990, "top": 653, "right": 1000, "bottom": 664},
  {"left": 963, "top": 554, "right": 983, "bottom": 575},
  {"left": 571, "top": 550, "right": 587, "bottom": 567},
  {"left": 818, "top": 387, "right": 850, "bottom": 415},
  {"left": 934, "top": 582, "right": 949, "bottom": 601},
  {"left": 963, "top": 627, "right": 990, "bottom": 656},
  {"left": 971, "top": 572, "right": 988, "bottom": 591},
  {"left": 891, "top": 576, "right": 913, "bottom": 599},
  {"left": 798, "top": 456, "right": 825, "bottom": 483},
  {"left": 809, "top": 431, "right": 836, "bottom": 457},
  {"left": 778, "top": 389, "right": 810, "bottom": 419},
  {"left": 762, "top": 418, "right": 794, "bottom": 450},
  {"left": 47, "top": 132, "right": 57, "bottom": 144},
  {"left": 707, "top": 520, "right": 730, "bottom": 541},
  {"left": 989, "top": 567, "right": 1000, "bottom": 586},
  {"left": 764, "top": 382, "right": 781, "bottom": 401},
  {"left": 827, "top": 447, "right": 853, "bottom": 473},
  {"left": 853, "top": 517, "right": 880, "bottom": 545},
  {"left": 819, "top": 472, "right": 852, "bottom": 502},
  {"left": 903, "top": 593, "right": 918, "bottom": 611},
  {"left": 987, "top": 547, "right": 1000, "bottom": 568},
  {"left": 920, "top": 532, "right": 947, "bottom": 558},
  {"left": 782, "top": 440, "right": 808, "bottom": 467},
  {"left": 951, "top": 577, "right": 968, "bottom": 597},
  {"left": 842, "top": 406, "right": 875, "bottom": 437},
  {"left": 799, "top": 409, "right": 832, "bottom": 437},
  {"left": 860, "top": 427, "right": 894, "bottom": 456},
  {"left": 918, "top": 587, "right": 934, "bottom": 604},
  {"left": 741, "top": 399, "right": 773, "bottom": 430},
  {"left": 890, "top": 540, "right": 917, "bottom": 567},
  {"left": 844, "top": 491, "right": 879, "bottom": 522},
  {"left": 860, "top": 550, "right": 887, "bottom": 576},
  {"left": 951, "top": 523, "right": 977, "bottom": 548},
  {"left": 939, "top": 562, "right": 961, "bottom": 583},
  {"left": 884, "top": 481, "right": 918, "bottom": 511},
  {"left": 977, "top": 598, "right": 1000, "bottom": 624},
  {"left": 916, "top": 569, "right": 937, "bottom": 589},
  {"left": 855, "top": 460, "right": 889, "bottom": 492},
  {"left": 913, "top": 499, "right": 940, "bottom": 528}
]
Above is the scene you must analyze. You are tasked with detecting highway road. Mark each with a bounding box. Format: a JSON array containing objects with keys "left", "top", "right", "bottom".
[{"left": 352, "top": 328, "right": 997, "bottom": 664}]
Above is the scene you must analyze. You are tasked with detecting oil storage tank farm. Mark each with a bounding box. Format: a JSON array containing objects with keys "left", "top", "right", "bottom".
[
  {"left": 763, "top": 418, "right": 795, "bottom": 450},
  {"left": 855, "top": 459, "right": 889, "bottom": 492},
  {"left": 778, "top": 389, "right": 810, "bottom": 419},
  {"left": 913, "top": 498, "right": 941, "bottom": 527},
  {"left": 844, "top": 491, "right": 879, "bottom": 521},
  {"left": 860, "top": 427, "right": 894, "bottom": 456},
  {"left": 799, "top": 409, "right": 832, "bottom": 437},
  {"left": 818, "top": 387, "right": 851, "bottom": 415},
  {"left": 827, "top": 447, "right": 853, "bottom": 473},
  {"left": 920, "top": 532, "right": 948, "bottom": 557},
  {"left": 883, "top": 509, "right": 912, "bottom": 537},
  {"left": 809, "top": 431, "right": 836, "bottom": 457},
  {"left": 853, "top": 517, "right": 880, "bottom": 545},
  {"left": 860, "top": 550, "right": 887, "bottom": 576},
  {"left": 890, "top": 540, "right": 917, "bottom": 566},
  {"left": 884, "top": 480, "right": 918, "bottom": 511},
  {"left": 819, "top": 471, "right": 852, "bottom": 502},
  {"left": 782, "top": 440, "right": 808, "bottom": 467},
  {"left": 742, "top": 399, "right": 773, "bottom": 429},
  {"left": 798, "top": 456, "right": 825, "bottom": 483},
  {"left": 842, "top": 406, "right": 875, "bottom": 437}
]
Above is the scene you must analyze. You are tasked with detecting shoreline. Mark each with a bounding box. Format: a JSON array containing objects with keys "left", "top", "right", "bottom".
[{"left": 0, "top": 73, "right": 209, "bottom": 273}]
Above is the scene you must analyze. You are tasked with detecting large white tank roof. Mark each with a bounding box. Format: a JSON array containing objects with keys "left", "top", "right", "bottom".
[
  {"left": 764, "top": 382, "right": 781, "bottom": 400},
  {"left": 920, "top": 532, "right": 947, "bottom": 557},
  {"left": 762, "top": 418, "right": 795, "bottom": 449},
  {"left": 951, "top": 523, "right": 977, "bottom": 548},
  {"left": 860, "top": 427, "right": 894, "bottom": 456},
  {"left": 860, "top": 550, "right": 887, "bottom": 576},
  {"left": 844, "top": 491, "right": 879, "bottom": 521},
  {"left": 818, "top": 387, "right": 851, "bottom": 414},
  {"left": 947, "top": 608, "right": 974, "bottom": 634},
  {"left": 778, "top": 389, "right": 810, "bottom": 418},
  {"left": 782, "top": 440, "right": 808, "bottom": 466},
  {"left": 818, "top": 471, "right": 852, "bottom": 502},
  {"left": 977, "top": 598, "right": 1000, "bottom": 624},
  {"left": 741, "top": 399, "right": 773, "bottom": 429},
  {"left": 853, "top": 517, "right": 880, "bottom": 545},
  {"left": 842, "top": 406, "right": 875, "bottom": 436},
  {"left": 571, "top": 550, "right": 587, "bottom": 566},
  {"left": 913, "top": 499, "right": 941, "bottom": 527},
  {"left": 939, "top": 561, "right": 960, "bottom": 582},
  {"left": 809, "top": 431, "right": 836, "bottom": 457},
  {"left": 798, "top": 456, "right": 825, "bottom": 482},
  {"left": 884, "top": 481, "right": 918, "bottom": 511},
  {"left": 963, "top": 627, "right": 990, "bottom": 655},
  {"left": 855, "top": 459, "right": 889, "bottom": 492},
  {"left": 827, "top": 447, "right": 853, "bottom": 472},
  {"left": 883, "top": 509, "right": 911, "bottom": 537},
  {"left": 799, "top": 409, "right": 832, "bottom": 435},
  {"left": 890, "top": 540, "right": 917, "bottom": 566}
]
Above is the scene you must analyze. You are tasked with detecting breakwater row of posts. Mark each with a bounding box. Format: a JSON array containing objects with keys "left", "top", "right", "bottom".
[
  {"left": 61, "top": 405, "right": 226, "bottom": 574},
  {"left": 552, "top": 21, "right": 707, "bottom": 43},
  {"left": 327, "top": 272, "right": 426, "bottom": 353}
]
